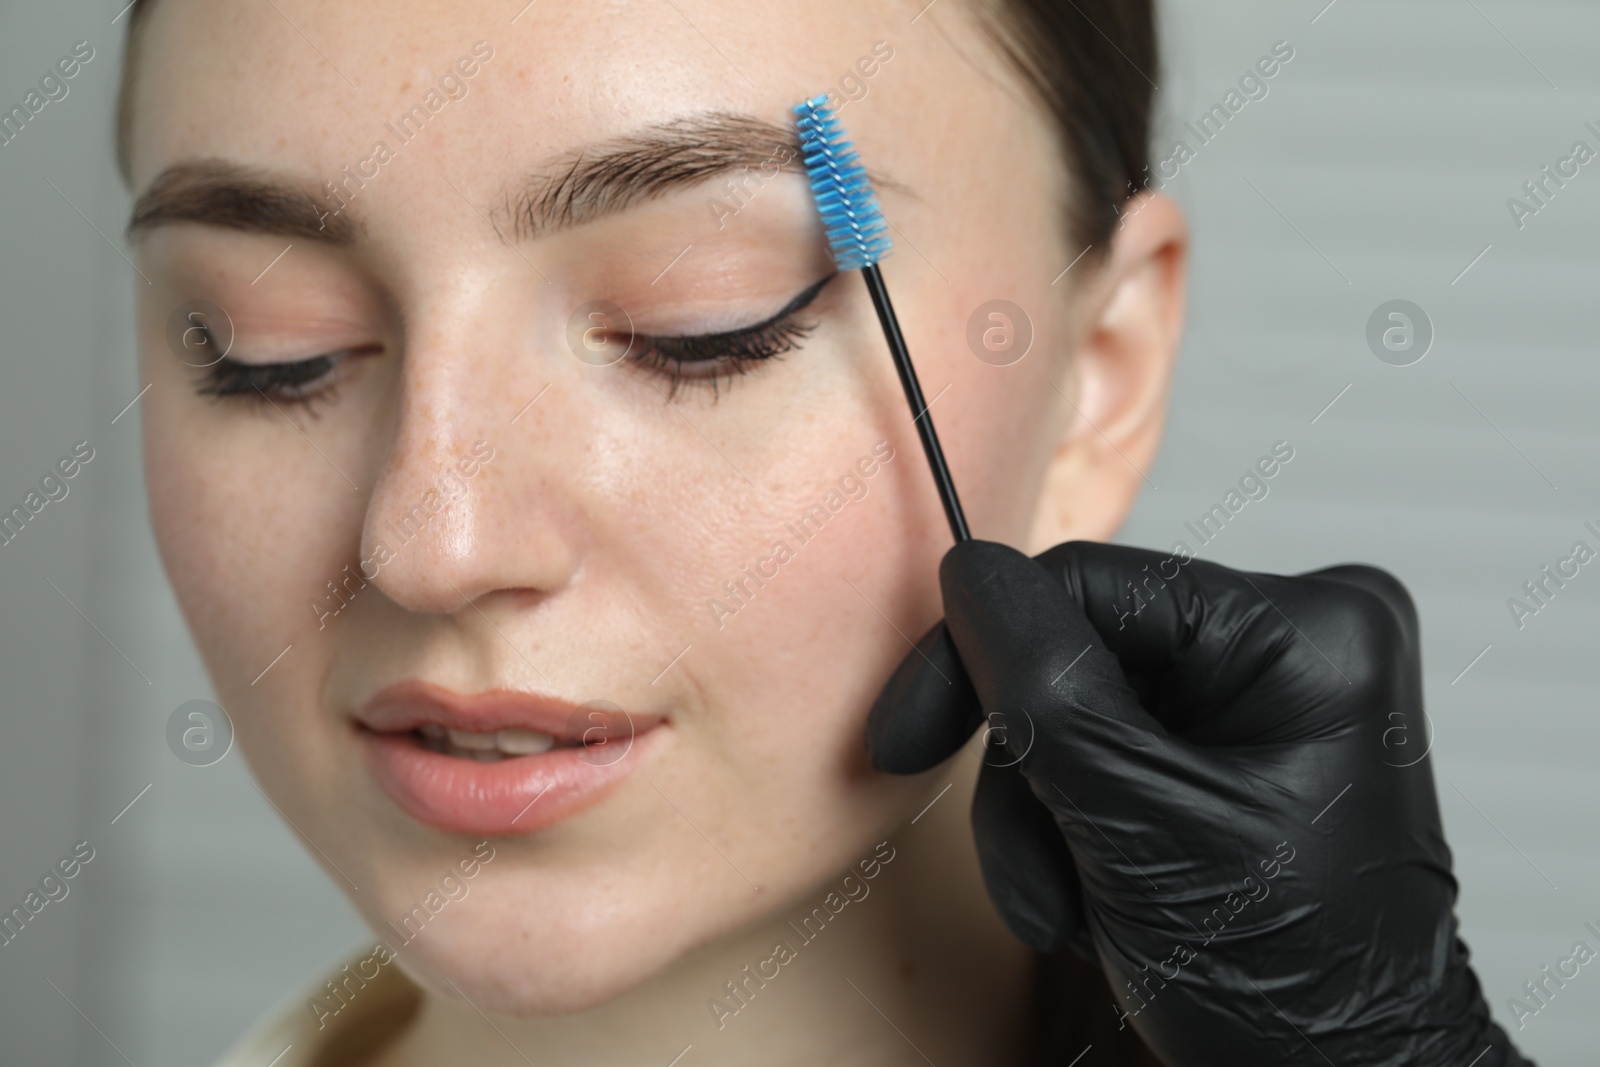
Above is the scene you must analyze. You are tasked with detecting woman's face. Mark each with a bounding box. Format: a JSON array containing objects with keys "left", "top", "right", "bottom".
[{"left": 126, "top": 0, "right": 1171, "bottom": 1013}]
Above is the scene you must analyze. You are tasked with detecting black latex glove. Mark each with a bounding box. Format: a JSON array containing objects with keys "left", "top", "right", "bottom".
[{"left": 870, "top": 540, "right": 1532, "bottom": 1066}]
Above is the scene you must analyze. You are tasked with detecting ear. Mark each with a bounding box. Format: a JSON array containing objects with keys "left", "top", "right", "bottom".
[{"left": 1026, "top": 192, "right": 1188, "bottom": 553}]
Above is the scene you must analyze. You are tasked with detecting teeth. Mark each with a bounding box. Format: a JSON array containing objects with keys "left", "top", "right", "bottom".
[
  {"left": 447, "top": 729, "right": 498, "bottom": 751},
  {"left": 426, "top": 725, "right": 558, "bottom": 758},
  {"left": 496, "top": 728, "right": 555, "bottom": 755}
]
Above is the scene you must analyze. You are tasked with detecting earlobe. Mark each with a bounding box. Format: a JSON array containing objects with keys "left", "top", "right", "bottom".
[{"left": 1025, "top": 192, "right": 1188, "bottom": 553}]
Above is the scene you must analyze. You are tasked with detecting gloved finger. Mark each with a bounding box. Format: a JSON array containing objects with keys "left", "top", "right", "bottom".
[
  {"left": 970, "top": 750, "right": 1086, "bottom": 954},
  {"left": 865, "top": 541, "right": 1296, "bottom": 775},
  {"left": 1300, "top": 563, "right": 1419, "bottom": 653},
  {"left": 1036, "top": 541, "right": 1402, "bottom": 745},
  {"left": 938, "top": 540, "right": 1168, "bottom": 774},
  {"left": 866, "top": 620, "right": 981, "bottom": 774},
  {"left": 862, "top": 544, "right": 1210, "bottom": 774}
]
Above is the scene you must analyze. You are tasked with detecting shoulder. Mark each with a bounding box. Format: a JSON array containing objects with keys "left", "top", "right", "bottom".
[{"left": 210, "top": 941, "right": 423, "bottom": 1067}]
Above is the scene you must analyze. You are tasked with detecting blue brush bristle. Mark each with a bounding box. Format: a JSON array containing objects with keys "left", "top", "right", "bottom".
[{"left": 793, "top": 94, "right": 891, "bottom": 272}]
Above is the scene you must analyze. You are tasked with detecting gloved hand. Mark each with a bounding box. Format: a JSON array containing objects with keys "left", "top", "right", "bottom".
[{"left": 869, "top": 540, "right": 1532, "bottom": 1066}]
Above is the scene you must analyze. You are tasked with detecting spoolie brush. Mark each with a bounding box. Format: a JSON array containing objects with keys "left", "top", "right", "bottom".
[{"left": 792, "top": 94, "right": 970, "bottom": 544}]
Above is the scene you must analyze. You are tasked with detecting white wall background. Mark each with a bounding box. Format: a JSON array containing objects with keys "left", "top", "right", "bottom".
[{"left": 0, "top": 0, "right": 1595, "bottom": 1063}]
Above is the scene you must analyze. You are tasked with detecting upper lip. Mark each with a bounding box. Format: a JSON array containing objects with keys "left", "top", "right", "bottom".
[{"left": 357, "top": 679, "right": 660, "bottom": 740}]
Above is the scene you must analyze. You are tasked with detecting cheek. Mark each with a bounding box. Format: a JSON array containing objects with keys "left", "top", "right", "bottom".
[
  {"left": 909, "top": 270, "right": 1073, "bottom": 551},
  {"left": 142, "top": 387, "right": 372, "bottom": 834},
  {"left": 661, "top": 276, "right": 1069, "bottom": 811},
  {"left": 695, "top": 482, "right": 929, "bottom": 757},
  {"left": 657, "top": 458, "right": 938, "bottom": 870},
  {"left": 140, "top": 354, "right": 363, "bottom": 703},
  {"left": 953, "top": 342, "right": 1066, "bottom": 534},
  {"left": 589, "top": 362, "right": 941, "bottom": 827}
]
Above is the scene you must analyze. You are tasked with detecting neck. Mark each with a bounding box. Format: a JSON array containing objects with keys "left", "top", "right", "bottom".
[{"left": 374, "top": 744, "right": 1035, "bottom": 1067}]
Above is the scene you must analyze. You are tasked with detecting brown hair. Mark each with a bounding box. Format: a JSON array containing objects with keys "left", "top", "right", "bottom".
[
  {"left": 983, "top": 0, "right": 1157, "bottom": 254},
  {"left": 115, "top": 0, "right": 1155, "bottom": 254}
]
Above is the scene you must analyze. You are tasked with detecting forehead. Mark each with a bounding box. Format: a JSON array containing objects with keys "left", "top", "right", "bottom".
[{"left": 125, "top": 0, "right": 934, "bottom": 192}]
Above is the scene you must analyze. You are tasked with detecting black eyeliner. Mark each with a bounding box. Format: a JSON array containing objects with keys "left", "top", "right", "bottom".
[
  {"left": 626, "top": 272, "right": 836, "bottom": 399},
  {"left": 640, "top": 272, "right": 835, "bottom": 348}
]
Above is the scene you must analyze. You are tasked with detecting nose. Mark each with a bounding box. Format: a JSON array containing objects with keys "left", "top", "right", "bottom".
[{"left": 360, "top": 313, "right": 578, "bottom": 615}]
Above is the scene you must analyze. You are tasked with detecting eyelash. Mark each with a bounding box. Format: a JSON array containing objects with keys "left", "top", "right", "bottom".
[
  {"left": 191, "top": 273, "right": 834, "bottom": 410},
  {"left": 197, "top": 348, "right": 359, "bottom": 413},
  {"left": 625, "top": 274, "right": 832, "bottom": 400}
]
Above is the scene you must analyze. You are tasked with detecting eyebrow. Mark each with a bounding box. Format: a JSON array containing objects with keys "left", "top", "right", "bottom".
[
  {"left": 126, "top": 159, "right": 361, "bottom": 245},
  {"left": 497, "top": 112, "right": 802, "bottom": 239},
  {"left": 126, "top": 112, "right": 895, "bottom": 246}
]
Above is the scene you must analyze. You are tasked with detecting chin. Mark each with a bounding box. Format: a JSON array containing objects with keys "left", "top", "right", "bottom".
[{"left": 381, "top": 888, "right": 695, "bottom": 1016}]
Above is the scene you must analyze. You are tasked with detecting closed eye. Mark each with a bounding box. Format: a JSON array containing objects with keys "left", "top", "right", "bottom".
[
  {"left": 189, "top": 272, "right": 834, "bottom": 411},
  {"left": 196, "top": 345, "right": 380, "bottom": 412},
  {"left": 620, "top": 273, "right": 835, "bottom": 399}
]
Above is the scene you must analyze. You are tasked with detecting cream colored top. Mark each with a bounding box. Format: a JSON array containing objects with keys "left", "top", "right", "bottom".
[{"left": 211, "top": 944, "right": 422, "bottom": 1067}]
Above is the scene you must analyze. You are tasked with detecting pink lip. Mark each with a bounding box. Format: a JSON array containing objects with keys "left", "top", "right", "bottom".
[{"left": 356, "top": 680, "right": 665, "bottom": 836}]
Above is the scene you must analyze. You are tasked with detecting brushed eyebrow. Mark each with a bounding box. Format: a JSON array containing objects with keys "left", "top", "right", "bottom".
[
  {"left": 126, "top": 158, "right": 360, "bottom": 245},
  {"left": 125, "top": 113, "right": 900, "bottom": 246},
  {"left": 496, "top": 112, "right": 804, "bottom": 240}
]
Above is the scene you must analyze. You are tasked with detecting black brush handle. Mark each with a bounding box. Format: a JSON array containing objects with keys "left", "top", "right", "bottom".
[{"left": 861, "top": 264, "right": 970, "bottom": 543}]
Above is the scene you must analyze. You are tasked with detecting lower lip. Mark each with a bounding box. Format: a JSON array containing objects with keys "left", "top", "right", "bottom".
[{"left": 358, "top": 726, "right": 661, "bottom": 836}]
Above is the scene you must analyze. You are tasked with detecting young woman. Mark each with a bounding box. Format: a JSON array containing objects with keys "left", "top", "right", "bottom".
[{"left": 116, "top": 0, "right": 1528, "bottom": 1063}]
